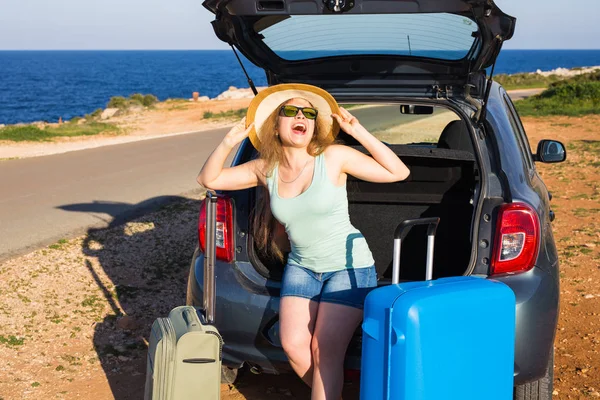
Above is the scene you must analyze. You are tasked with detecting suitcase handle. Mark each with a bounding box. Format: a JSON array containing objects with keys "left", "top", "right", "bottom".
[
  {"left": 203, "top": 190, "right": 218, "bottom": 325},
  {"left": 392, "top": 217, "right": 440, "bottom": 284}
]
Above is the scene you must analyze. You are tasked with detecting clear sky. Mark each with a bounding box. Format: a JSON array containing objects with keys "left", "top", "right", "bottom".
[{"left": 0, "top": 0, "right": 596, "bottom": 50}]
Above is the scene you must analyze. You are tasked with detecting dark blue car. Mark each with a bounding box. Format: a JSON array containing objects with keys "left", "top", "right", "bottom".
[{"left": 187, "top": 1, "right": 566, "bottom": 399}]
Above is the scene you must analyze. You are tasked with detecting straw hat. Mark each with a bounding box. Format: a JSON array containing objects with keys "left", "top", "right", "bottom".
[{"left": 245, "top": 83, "right": 341, "bottom": 151}]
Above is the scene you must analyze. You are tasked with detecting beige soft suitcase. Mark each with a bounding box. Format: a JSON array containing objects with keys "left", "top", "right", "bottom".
[
  {"left": 145, "top": 192, "right": 223, "bottom": 400},
  {"left": 144, "top": 306, "right": 223, "bottom": 400}
]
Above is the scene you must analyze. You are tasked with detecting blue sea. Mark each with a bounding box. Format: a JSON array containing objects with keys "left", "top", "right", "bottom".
[{"left": 1, "top": 49, "right": 600, "bottom": 125}]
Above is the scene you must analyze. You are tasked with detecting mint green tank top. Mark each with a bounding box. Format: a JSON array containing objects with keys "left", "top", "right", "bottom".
[{"left": 265, "top": 152, "right": 375, "bottom": 273}]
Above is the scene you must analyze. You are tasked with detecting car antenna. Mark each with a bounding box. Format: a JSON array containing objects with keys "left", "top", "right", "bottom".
[
  {"left": 231, "top": 45, "right": 258, "bottom": 96},
  {"left": 407, "top": 35, "right": 412, "bottom": 56}
]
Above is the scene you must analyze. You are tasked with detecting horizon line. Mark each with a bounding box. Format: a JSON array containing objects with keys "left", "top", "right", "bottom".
[{"left": 1, "top": 48, "right": 600, "bottom": 51}]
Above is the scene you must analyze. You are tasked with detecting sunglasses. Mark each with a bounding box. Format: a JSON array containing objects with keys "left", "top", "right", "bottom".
[{"left": 279, "top": 105, "right": 318, "bottom": 120}]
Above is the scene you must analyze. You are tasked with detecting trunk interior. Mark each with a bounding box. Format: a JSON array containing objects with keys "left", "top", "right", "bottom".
[{"left": 250, "top": 145, "right": 478, "bottom": 282}]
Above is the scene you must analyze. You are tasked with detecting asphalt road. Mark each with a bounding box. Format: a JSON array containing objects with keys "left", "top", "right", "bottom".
[
  {"left": 506, "top": 88, "right": 544, "bottom": 100},
  {"left": 0, "top": 89, "right": 543, "bottom": 262},
  {"left": 350, "top": 105, "right": 443, "bottom": 131},
  {"left": 0, "top": 127, "right": 233, "bottom": 262}
]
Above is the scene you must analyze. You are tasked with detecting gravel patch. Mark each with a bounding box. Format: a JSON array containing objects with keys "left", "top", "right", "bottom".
[{"left": 0, "top": 194, "right": 204, "bottom": 399}]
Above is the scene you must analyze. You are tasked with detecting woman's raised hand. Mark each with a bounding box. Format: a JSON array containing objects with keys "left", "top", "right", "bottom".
[
  {"left": 223, "top": 117, "right": 254, "bottom": 148},
  {"left": 331, "top": 107, "right": 361, "bottom": 136}
]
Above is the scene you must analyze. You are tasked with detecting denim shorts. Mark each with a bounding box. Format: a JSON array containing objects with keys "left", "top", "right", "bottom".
[{"left": 280, "top": 264, "right": 378, "bottom": 310}]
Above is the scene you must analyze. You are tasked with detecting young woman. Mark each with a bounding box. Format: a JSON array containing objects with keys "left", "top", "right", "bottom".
[{"left": 197, "top": 84, "right": 409, "bottom": 400}]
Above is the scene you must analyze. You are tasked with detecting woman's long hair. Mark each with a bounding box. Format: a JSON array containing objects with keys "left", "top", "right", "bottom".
[{"left": 252, "top": 99, "right": 335, "bottom": 261}]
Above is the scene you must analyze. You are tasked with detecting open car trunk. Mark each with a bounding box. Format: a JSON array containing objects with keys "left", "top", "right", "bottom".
[
  {"left": 203, "top": 0, "right": 515, "bottom": 96},
  {"left": 249, "top": 145, "right": 477, "bottom": 282}
]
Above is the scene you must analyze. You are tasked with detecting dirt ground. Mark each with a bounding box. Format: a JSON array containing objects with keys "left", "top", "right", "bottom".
[{"left": 0, "top": 115, "right": 599, "bottom": 399}]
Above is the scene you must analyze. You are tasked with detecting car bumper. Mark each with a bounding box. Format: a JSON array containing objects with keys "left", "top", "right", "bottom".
[
  {"left": 493, "top": 265, "right": 559, "bottom": 384},
  {"left": 188, "top": 251, "right": 558, "bottom": 383}
]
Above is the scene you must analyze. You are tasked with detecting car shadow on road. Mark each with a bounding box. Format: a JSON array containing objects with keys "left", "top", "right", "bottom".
[{"left": 59, "top": 195, "right": 201, "bottom": 399}]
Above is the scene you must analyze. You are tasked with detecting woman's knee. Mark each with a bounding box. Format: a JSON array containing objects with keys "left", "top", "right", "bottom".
[
  {"left": 281, "top": 330, "right": 312, "bottom": 361},
  {"left": 279, "top": 296, "right": 318, "bottom": 363}
]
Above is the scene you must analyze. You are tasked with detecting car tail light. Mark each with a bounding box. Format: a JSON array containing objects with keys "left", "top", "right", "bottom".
[
  {"left": 198, "top": 195, "right": 234, "bottom": 263},
  {"left": 491, "top": 203, "right": 540, "bottom": 276}
]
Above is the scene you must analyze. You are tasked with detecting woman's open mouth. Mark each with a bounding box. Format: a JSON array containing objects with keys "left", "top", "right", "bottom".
[{"left": 292, "top": 123, "right": 307, "bottom": 135}]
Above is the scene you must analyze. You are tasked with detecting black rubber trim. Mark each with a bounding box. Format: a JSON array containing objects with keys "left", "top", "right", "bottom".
[
  {"left": 183, "top": 358, "right": 216, "bottom": 364},
  {"left": 394, "top": 217, "right": 440, "bottom": 240}
]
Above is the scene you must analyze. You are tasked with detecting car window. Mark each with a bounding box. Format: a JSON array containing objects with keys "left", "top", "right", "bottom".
[
  {"left": 341, "top": 103, "right": 462, "bottom": 146},
  {"left": 502, "top": 95, "right": 535, "bottom": 172},
  {"left": 256, "top": 14, "right": 478, "bottom": 61}
]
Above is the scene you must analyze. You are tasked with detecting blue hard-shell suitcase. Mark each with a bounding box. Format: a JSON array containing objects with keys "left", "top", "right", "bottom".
[{"left": 360, "top": 218, "right": 516, "bottom": 400}]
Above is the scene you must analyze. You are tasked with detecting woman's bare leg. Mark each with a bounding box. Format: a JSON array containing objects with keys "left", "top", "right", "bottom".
[
  {"left": 279, "top": 296, "right": 319, "bottom": 386},
  {"left": 310, "top": 302, "right": 363, "bottom": 400}
]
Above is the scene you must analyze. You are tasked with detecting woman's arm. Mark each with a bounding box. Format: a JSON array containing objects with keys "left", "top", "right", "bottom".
[
  {"left": 197, "top": 119, "right": 263, "bottom": 191},
  {"left": 331, "top": 107, "right": 410, "bottom": 183}
]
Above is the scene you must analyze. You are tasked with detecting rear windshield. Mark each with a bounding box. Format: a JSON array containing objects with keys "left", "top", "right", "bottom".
[
  {"left": 340, "top": 103, "right": 463, "bottom": 146},
  {"left": 256, "top": 14, "right": 478, "bottom": 61}
]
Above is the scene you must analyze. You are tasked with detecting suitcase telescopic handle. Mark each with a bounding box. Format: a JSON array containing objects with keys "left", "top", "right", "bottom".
[
  {"left": 203, "top": 190, "right": 218, "bottom": 325},
  {"left": 392, "top": 217, "right": 440, "bottom": 285}
]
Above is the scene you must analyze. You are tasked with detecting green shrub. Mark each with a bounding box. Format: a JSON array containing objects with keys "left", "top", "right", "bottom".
[
  {"left": 0, "top": 126, "right": 53, "bottom": 141},
  {"left": 108, "top": 94, "right": 159, "bottom": 109},
  {"left": 91, "top": 108, "right": 103, "bottom": 118},
  {"left": 0, "top": 122, "right": 119, "bottom": 142},
  {"left": 560, "top": 70, "right": 600, "bottom": 84},
  {"left": 129, "top": 93, "right": 145, "bottom": 105},
  {"left": 515, "top": 81, "right": 600, "bottom": 116},
  {"left": 203, "top": 108, "right": 247, "bottom": 120},
  {"left": 107, "top": 96, "right": 128, "bottom": 109},
  {"left": 495, "top": 68, "right": 600, "bottom": 90},
  {"left": 142, "top": 94, "right": 159, "bottom": 107},
  {"left": 495, "top": 73, "right": 562, "bottom": 90},
  {"left": 541, "top": 74, "right": 600, "bottom": 100}
]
